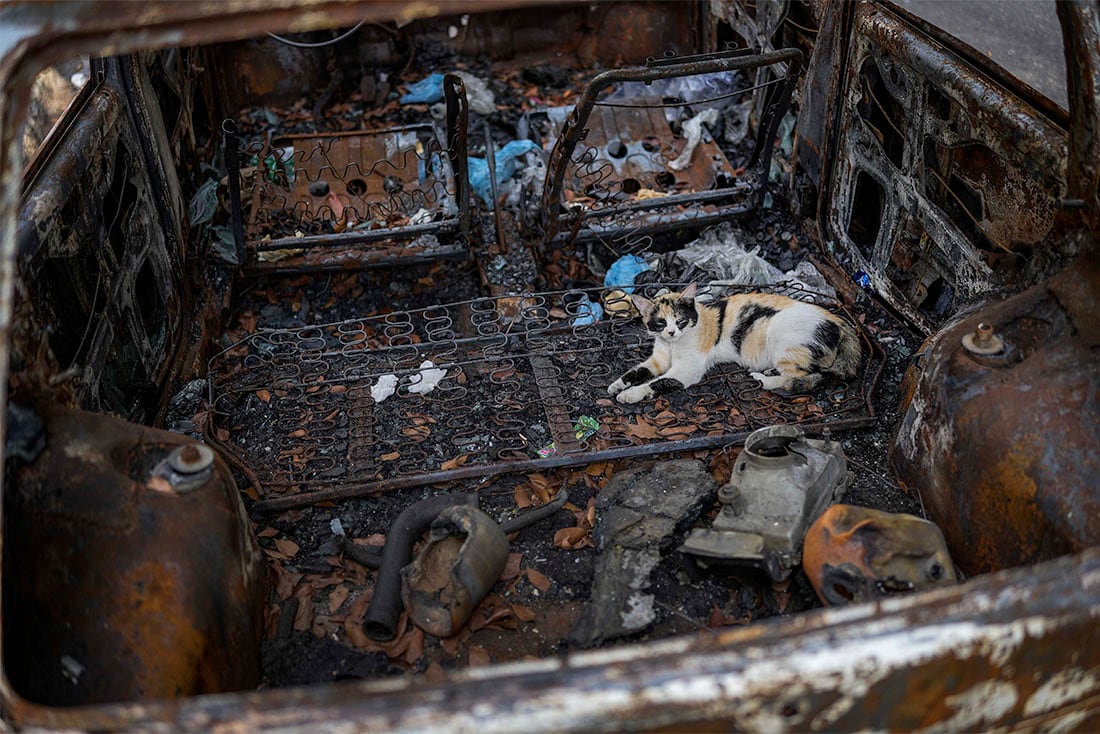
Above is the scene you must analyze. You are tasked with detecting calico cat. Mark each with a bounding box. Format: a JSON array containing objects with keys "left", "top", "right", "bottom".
[{"left": 607, "top": 283, "right": 862, "bottom": 404}]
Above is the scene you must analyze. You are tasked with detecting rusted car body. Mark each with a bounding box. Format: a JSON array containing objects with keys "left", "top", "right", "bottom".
[{"left": 0, "top": 0, "right": 1098, "bottom": 730}]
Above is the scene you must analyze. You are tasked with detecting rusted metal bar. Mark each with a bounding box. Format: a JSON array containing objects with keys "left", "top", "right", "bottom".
[
  {"left": 251, "top": 219, "right": 459, "bottom": 251},
  {"left": 1058, "top": 1, "right": 1100, "bottom": 231},
  {"left": 242, "top": 239, "right": 466, "bottom": 276},
  {"left": 443, "top": 73, "right": 471, "bottom": 235},
  {"left": 251, "top": 415, "right": 877, "bottom": 514},
  {"left": 221, "top": 118, "right": 246, "bottom": 266}
]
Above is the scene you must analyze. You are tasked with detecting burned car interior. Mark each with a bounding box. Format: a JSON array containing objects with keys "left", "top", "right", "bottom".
[{"left": 1, "top": 0, "right": 1098, "bottom": 730}]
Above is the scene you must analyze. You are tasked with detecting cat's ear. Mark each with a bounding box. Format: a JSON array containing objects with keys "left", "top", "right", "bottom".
[
  {"left": 679, "top": 282, "right": 698, "bottom": 300},
  {"left": 630, "top": 294, "right": 654, "bottom": 319}
]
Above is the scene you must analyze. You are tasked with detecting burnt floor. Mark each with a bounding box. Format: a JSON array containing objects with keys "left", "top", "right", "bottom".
[{"left": 194, "top": 51, "right": 924, "bottom": 686}]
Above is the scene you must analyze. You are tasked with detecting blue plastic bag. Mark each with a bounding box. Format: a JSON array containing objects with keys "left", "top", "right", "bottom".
[
  {"left": 468, "top": 139, "right": 541, "bottom": 205},
  {"left": 604, "top": 254, "right": 650, "bottom": 294},
  {"left": 400, "top": 73, "right": 445, "bottom": 104},
  {"left": 571, "top": 294, "right": 604, "bottom": 326}
]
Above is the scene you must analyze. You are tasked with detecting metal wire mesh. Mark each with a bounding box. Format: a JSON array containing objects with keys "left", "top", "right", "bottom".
[{"left": 207, "top": 282, "right": 883, "bottom": 508}]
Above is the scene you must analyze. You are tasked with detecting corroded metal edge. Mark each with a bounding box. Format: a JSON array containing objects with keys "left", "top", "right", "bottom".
[{"left": 6, "top": 547, "right": 1100, "bottom": 731}]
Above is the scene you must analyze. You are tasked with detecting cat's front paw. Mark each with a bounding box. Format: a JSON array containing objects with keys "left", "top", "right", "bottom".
[
  {"left": 607, "top": 378, "right": 628, "bottom": 397},
  {"left": 751, "top": 371, "right": 783, "bottom": 391},
  {"left": 616, "top": 385, "right": 652, "bottom": 404}
]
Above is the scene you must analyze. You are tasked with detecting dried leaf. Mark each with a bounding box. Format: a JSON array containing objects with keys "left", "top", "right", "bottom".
[
  {"left": 328, "top": 584, "right": 349, "bottom": 614},
  {"left": 553, "top": 526, "right": 593, "bottom": 550},
  {"left": 441, "top": 454, "right": 468, "bottom": 471},
  {"left": 288, "top": 429, "right": 307, "bottom": 438},
  {"left": 381, "top": 451, "right": 401, "bottom": 461},
  {"left": 424, "top": 661, "right": 446, "bottom": 683},
  {"left": 275, "top": 569, "right": 303, "bottom": 601},
  {"left": 258, "top": 526, "right": 279, "bottom": 538},
  {"left": 585, "top": 462, "right": 608, "bottom": 477},
  {"left": 256, "top": 389, "right": 271, "bottom": 403},
  {"left": 512, "top": 604, "right": 536, "bottom": 623},
  {"left": 293, "top": 586, "right": 314, "bottom": 632},
  {"left": 345, "top": 616, "right": 371, "bottom": 649},
  {"left": 501, "top": 552, "right": 523, "bottom": 581},
  {"left": 627, "top": 417, "right": 662, "bottom": 440},
  {"left": 526, "top": 568, "right": 551, "bottom": 592},
  {"left": 274, "top": 538, "right": 300, "bottom": 558},
  {"left": 513, "top": 483, "right": 533, "bottom": 509},
  {"left": 468, "top": 646, "right": 490, "bottom": 667},
  {"left": 403, "top": 627, "right": 425, "bottom": 665}
]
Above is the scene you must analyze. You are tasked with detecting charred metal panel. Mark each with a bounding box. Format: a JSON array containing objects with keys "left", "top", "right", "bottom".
[
  {"left": 3, "top": 409, "right": 265, "bottom": 705},
  {"left": 6, "top": 547, "right": 1100, "bottom": 730},
  {"left": 891, "top": 254, "right": 1100, "bottom": 576},
  {"left": 13, "top": 59, "right": 182, "bottom": 422},
  {"left": 822, "top": 4, "right": 1073, "bottom": 334}
]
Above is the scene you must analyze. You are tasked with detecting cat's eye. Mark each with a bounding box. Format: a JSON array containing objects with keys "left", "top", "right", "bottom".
[{"left": 654, "top": 318, "right": 666, "bottom": 329}]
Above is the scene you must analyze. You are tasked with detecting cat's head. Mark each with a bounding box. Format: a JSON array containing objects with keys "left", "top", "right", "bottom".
[{"left": 631, "top": 283, "right": 698, "bottom": 342}]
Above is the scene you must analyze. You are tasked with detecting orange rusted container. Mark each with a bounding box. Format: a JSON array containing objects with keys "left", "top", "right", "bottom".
[{"left": 3, "top": 409, "right": 266, "bottom": 705}]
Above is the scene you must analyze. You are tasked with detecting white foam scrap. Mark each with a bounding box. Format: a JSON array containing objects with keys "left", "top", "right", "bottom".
[
  {"left": 407, "top": 359, "right": 447, "bottom": 395},
  {"left": 330, "top": 518, "right": 345, "bottom": 536},
  {"left": 371, "top": 373, "right": 399, "bottom": 402}
]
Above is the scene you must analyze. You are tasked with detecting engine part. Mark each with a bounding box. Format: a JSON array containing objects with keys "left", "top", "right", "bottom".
[
  {"left": 681, "top": 424, "right": 849, "bottom": 581},
  {"left": 892, "top": 254, "right": 1100, "bottom": 575},
  {"left": 401, "top": 506, "right": 510, "bottom": 638},
  {"left": 2, "top": 409, "right": 265, "bottom": 705},
  {"left": 802, "top": 504, "right": 958, "bottom": 606},
  {"left": 363, "top": 492, "right": 478, "bottom": 642}
]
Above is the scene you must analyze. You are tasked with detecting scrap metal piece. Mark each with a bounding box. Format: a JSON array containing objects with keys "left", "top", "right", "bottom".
[
  {"left": 152, "top": 444, "right": 215, "bottom": 493},
  {"left": 681, "top": 425, "right": 849, "bottom": 582},
  {"left": 802, "top": 504, "right": 958, "bottom": 606},
  {"left": 960, "top": 322, "right": 1004, "bottom": 356},
  {"left": 3, "top": 409, "right": 265, "bottom": 705},
  {"left": 892, "top": 254, "right": 1100, "bottom": 576},
  {"left": 401, "top": 505, "right": 510, "bottom": 638},
  {"left": 363, "top": 492, "right": 478, "bottom": 642}
]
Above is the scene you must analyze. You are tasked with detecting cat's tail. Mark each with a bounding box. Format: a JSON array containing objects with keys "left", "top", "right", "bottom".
[{"left": 827, "top": 319, "right": 863, "bottom": 381}]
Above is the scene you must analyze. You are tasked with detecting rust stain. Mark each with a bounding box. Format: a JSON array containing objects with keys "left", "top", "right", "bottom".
[
  {"left": 971, "top": 441, "right": 1042, "bottom": 567},
  {"left": 113, "top": 560, "right": 207, "bottom": 699}
]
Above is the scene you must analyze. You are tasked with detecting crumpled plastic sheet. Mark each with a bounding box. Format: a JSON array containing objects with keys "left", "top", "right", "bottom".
[
  {"left": 675, "top": 224, "right": 837, "bottom": 300},
  {"left": 667, "top": 108, "right": 719, "bottom": 172},
  {"left": 606, "top": 70, "right": 744, "bottom": 122},
  {"left": 400, "top": 73, "right": 446, "bottom": 104},
  {"left": 604, "top": 254, "right": 650, "bottom": 294},
  {"left": 468, "top": 139, "right": 541, "bottom": 204}
]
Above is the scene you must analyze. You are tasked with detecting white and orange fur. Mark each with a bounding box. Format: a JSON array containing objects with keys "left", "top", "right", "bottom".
[{"left": 608, "top": 284, "right": 862, "bottom": 404}]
